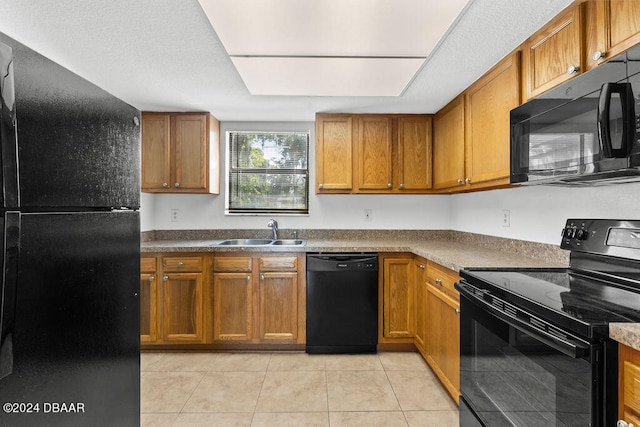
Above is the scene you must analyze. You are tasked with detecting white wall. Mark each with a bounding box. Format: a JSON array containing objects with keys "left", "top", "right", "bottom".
[
  {"left": 141, "top": 121, "right": 640, "bottom": 243},
  {"left": 450, "top": 183, "right": 640, "bottom": 244}
]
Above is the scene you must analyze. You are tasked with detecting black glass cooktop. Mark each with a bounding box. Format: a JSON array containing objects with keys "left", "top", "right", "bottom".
[{"left": 460, "top": 268, "right": 640, "bottom": 338}]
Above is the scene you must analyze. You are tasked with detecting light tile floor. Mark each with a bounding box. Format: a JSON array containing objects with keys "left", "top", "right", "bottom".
[{"left": 141, "top": 351, "right": 459, "bottom": 427}]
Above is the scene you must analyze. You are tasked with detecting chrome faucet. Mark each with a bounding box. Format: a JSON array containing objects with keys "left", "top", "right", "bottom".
[{"left": 267, "top": 219, "right": 279, "bottom": 240}]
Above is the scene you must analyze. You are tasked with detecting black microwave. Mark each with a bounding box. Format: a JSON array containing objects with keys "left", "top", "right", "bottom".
[{"left": 511, "top": 43, "right": 640, "bottom": 185}]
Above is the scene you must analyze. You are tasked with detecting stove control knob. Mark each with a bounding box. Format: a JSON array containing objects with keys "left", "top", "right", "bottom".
[
  {"left": 563, "top": 227, "right": 575, "bottom": 239},
  {"left": 576, "top": 229, "right": 588, "bottom": 240}
]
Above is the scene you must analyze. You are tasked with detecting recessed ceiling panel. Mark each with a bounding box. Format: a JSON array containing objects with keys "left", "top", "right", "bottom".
[
  {"left": 231, "top": 57, "right": 425, "bottom": 96},
  {"left": 198, "top": 0, "right": 469, "bottom": 57},
  {"left": 198, "top": 0, "right": 469, "bottom": 96}
]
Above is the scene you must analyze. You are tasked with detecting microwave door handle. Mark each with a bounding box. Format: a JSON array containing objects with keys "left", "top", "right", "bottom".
[
  {"left": 598, "top": 82, "right": 634, "bottom": 158},
  {"left": 457, "top": 283, "right": 592, "bottom": 360}
]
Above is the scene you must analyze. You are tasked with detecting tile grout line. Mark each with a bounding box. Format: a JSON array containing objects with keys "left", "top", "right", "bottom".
[
  {"left": 380, "top": 354, "right": 410, "bottom": 427},
  {"left": 249, "top": 352, "right": 272, "bottom": 426}
]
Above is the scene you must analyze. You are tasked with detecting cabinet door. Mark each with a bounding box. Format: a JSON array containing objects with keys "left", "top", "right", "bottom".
[
  {"left": 356, "top": 116, "right": 393, "bottom": 191},
  {"left": 397, "top": 116, "right": 432, "bottom": 191},
  {"left": 212, "top": 272, "right": 253, "bottom": 341},
  {"left": 620, "top": 344, "right": 640, "bottom": 423},
  {"left": 433, "top": 96, "right": 465, "bottom": 190},
  {"left": 523, "top": 4, "right": 583, "bottom": 100},
  {"left": 413, "top": 259, "right": 427, "bottom": 356},
  {"left": 174, "top": 114, "right": 208, "bottom": 191},
  {"left": 162, "top": 272, "right": 204, "bottom": 343},
  {"left": 141, "top": 113, "right": 171, "bottom": 191},
  {"left": 259, "top": 272, "right": 298, "bottom": 341},
  {"left": 382, "top": 256, "right": 414, "bottom": 339},
  {"left": 426, "top": 283, "right": 460, "bottom": 404},
  {"left": 316, "top": 115, "right": 353, "bottom": 192},
  {"left": 140, "top": 273, "right": 157, "bottom": 343},
  {"left": 589, "top": 0, "right": 640, "bottom": 70},
  {"left": 465, "top": 52, "right": 520, "bottom": 186}
]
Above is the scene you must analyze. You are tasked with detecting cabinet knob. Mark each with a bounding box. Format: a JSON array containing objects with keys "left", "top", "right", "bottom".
[
  {"left": 419, "top": 264, "right": 425, "bottom": 269},
  {"left": 260, "top": 274, "right": 265, "bottom": 281},
  {"left": 162, "top": 182, "right": 169, "bottom": 188},
  {"left": 177, "top": 261, "right": 183, "bottom": 267},
  {"left": 174, "top": 182, "right": 180, "bottom": 188},
  {"left": 457, "top": 178, "right": 463, "bottom": 185},
  {"left": 455, "top": 308, "right": 460, "bottom": 315},
  {"left": 163, "top": 275, "right": 168, "bottom": 281},
  {"left": 148, "top": 276, "right": 154, "bottom": 282},
  {"left": 567, "top": 65, "right": 580, "bottom": 74},
  {"left": 399, "top": 183, "right": 404, "bottom": 189},
  {"left": 318, "top": 183, "right": 324, "bottom": 189},
  {"left": 465, "top": 177, "right": 471, "bottom": 184},
  {"left": 435, "top": 278, "right": 442, "bottom": 285},
  {"left": 617, "top": 421, "right": 633, "bottom": 427},
  {"left": 387, "top": 183, "right": 392, "bottom": 188},
  {"left": 247, "top": 275, "right": 251, "bottom": 281},
  {"left": 592, "top": 50, "right": 605, "bottom": 61}
]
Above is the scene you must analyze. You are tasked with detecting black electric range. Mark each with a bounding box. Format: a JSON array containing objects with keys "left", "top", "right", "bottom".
[{"left": 456, "top": 219, "right": 640, "bottom": 427}]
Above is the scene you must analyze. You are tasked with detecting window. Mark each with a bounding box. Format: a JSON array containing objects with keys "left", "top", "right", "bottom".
[{"left": 227, "top": 131, "right": 309, "bottom": 214}]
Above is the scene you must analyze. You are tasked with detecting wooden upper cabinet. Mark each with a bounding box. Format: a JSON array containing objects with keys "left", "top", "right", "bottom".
[
  {"left": 586, "top": 0, "right": 640, "bottom": 70},
  {"left": 141, "top": 114, "right": 171, "bottom": 191},
  {"left": 356, "top": 116, "right": 393, "bottom": 191},
  {"left": 523, "top": 4, "right": 583, "bottom": 100},
  {"left": 397, "top": 116, "right": 432, "bottom": 191},
  {"left": 141, "top": 112, "right": 220, "bottom": 194},
  {"left": 465, "top": 52, "right": 521, "bottom": 187},
  {"left": 315, "top": 114, "right": 353, "bottom": 192},
  {"left": 433, "top": 96, "right": 465, "bottom": 190}
]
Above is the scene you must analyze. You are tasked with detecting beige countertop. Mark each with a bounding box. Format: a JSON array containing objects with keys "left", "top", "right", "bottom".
[
  {"left": 141, "top": 237, "right": 567, "bottom": 272},
  {"left": 610, "top": 323, "right": 640, "bottom": 351}
]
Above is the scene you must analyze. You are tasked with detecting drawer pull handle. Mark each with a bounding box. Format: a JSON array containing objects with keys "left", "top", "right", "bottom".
[
  {"left": 177, "top": 261, "right": 184, "bottom": 267},
  {"left": 567, "top": 65, "right": 579, "bottom": 74}
]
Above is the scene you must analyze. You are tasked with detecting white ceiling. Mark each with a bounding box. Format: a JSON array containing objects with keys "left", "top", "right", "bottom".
[{"left": 0, "top": 0, "right": 573, "bottom": 121}]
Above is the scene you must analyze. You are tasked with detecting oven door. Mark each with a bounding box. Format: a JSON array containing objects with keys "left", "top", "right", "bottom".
[{"left": 457, "top": 283, "right": 605, "bottom": 427}]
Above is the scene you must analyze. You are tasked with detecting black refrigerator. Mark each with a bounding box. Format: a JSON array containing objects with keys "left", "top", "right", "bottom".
[{"left": 0, "top": 33, "right": 140, "bottom": 426}]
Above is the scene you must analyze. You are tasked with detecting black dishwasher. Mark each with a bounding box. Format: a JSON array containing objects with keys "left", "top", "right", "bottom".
[{"left": 306, "top": 253, "right": 378, "bottom": 354}]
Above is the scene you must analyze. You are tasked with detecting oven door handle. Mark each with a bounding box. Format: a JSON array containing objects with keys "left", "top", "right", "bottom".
[{"left": 456, "top": 282, "right": 593, "bottom": 360}]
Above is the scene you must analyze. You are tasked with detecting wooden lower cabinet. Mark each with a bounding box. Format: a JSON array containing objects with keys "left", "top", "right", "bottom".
[
  {"left": 381, "top": 254, "right": 414, "bottom": 342},
  {"left": 140, "top": 254, "right": 208, "bottom": 344},
  {"left": 426, "top": 282, "right": 460, "bottom": 404},
  {"left": 619, "top": 343, "right": 640, "bottom": 425},
  {"left": 212, "top": 253, "right": 305, "bottom": 344},
  {"left": 413, "top": 258, "right": 428, "bottom": 356}
]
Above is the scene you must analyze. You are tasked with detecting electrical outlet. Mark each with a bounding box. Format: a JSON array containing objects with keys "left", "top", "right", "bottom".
[
  {"left": 364, "top": 209, "right": 372, "bottom": 222},
  {"left": 502, "top": 210, "right": 510, "bottom": 227},
  {"left": 171, "top": 209, "right": 180, "bottom": 222}
]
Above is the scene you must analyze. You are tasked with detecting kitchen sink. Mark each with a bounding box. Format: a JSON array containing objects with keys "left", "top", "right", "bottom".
[
  {"left": 216, "top": 238, "right": 306, "bottom": 246},
  {"left": 217, "top": 238, "right": 275, "bottom": 246},
  {"left": 272, "top": 239, "right": 306, "bottom": 246}
]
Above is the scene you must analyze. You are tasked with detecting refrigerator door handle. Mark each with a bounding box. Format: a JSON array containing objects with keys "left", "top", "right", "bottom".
[{"left": 0, "top": 212, "right": 20, "bottom": 381}]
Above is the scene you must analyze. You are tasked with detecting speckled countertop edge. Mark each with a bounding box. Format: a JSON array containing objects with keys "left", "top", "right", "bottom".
[{"left": 610, "top": 323, "right": 640, "bottom": 351}]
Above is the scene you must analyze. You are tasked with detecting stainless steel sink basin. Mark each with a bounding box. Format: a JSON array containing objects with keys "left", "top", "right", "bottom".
[
  {"left": 217, "top": 238, "right": 275, "bottom": 246},
  {"left": 272, "top": 239, "right": 306, "bottom": 246},
  {"left": 215, "top": 238, "right": 307, "bottom": 246}
]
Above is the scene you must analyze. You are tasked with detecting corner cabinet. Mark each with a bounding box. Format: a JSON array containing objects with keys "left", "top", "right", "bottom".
[
  {"left": 316, "top": 114, "right": 432, "bottom": 194},
  {"left": 141, "top": 112, "right": 220, "bottom": 194},
  {"left": 380, "top": 254, "right": 415, "bottom": 343},
  {"left": 619, "top": 343, "right": 640, "bottom": 426}
]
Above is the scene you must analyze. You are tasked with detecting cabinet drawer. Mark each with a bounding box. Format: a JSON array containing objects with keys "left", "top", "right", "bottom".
[
  {"left": 259, "top": 256, "right": 298, "bottom": 271},
  {"left": 624, "top": 360, "right": 640, "bottom": 414},
  {"left": 141, "top": 257, "right": 157, "bottom": 273},
  {"left": 427, "top": 262, "right": 460, "bottom": 300},
  {"left": 163, "top": 256, "right": 203, "bottom": 272},
  {"left": 214, "top": 256, "right": 252, "bottom": 272}
]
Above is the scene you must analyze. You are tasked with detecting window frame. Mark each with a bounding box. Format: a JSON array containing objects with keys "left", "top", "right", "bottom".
[{"left": 225, "top": 130, "right": 310, "bottom": 215}]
